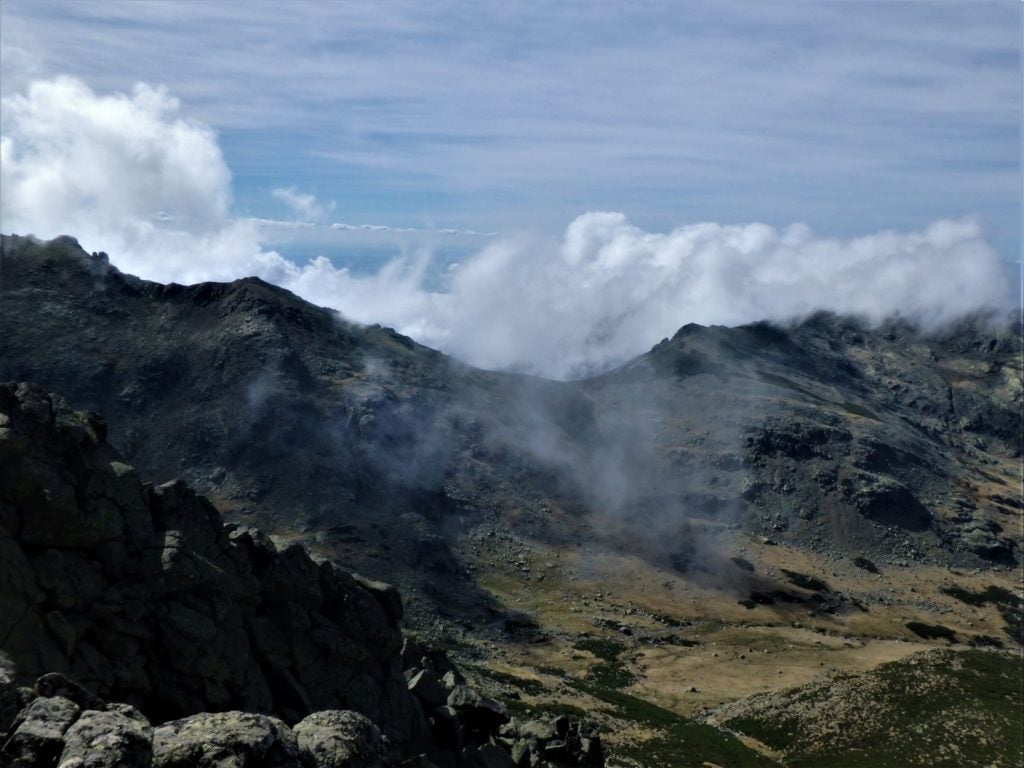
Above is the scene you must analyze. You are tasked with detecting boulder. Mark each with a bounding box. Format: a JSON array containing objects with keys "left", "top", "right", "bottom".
[
  {"left": 1, "top": 695, "right": 80, "bottom": 768},
  {"left": 408, "top": 670, "right": 448, "bottom": 710},
  {"left": 1, "top": 651, "right": 24, "bottom": 739},
  {"left": 293, "top": 710, "right": 388, "bottom": 768},
  {"left": 445, "top": 687, "right": 509, "bottom": 733},
  {"left": 467, "top": 743, "right": 515, "bottom": 768},
  {"left": 58, "top": 708, "right": 153, "bottom": 767},
  {"left": 152, "top": 711, "right": 300, "bottom": 768}
]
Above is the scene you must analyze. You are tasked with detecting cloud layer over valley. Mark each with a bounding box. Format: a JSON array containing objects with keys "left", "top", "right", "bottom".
[{"left": 1, "top": 76, "right": 1014, "bottom": 379}]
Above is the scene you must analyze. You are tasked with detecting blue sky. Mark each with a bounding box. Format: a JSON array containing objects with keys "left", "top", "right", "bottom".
[
  {"left": 2, "top": 0, "right": 1020, "bottom": 260},
  {"left": 0, "top": 2, "right": 1019, "bottom": 376}
]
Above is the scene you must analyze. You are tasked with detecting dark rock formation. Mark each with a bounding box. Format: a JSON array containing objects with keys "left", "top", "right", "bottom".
[
  {"left": 0, "top": 383, "right": 603, "bottom": 768},
  {"left": 0, "top": 381, "right": 427, "bottom": 750}
]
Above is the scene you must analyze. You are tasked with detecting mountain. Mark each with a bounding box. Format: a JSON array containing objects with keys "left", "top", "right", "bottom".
[
  {"left": 2, "top": 233, "right": 1021, "bottom": 765},
  {"left": 1, "top": 234, "right": 1018, "bottom": 576}
]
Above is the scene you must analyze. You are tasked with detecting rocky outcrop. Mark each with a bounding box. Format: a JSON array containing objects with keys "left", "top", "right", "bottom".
[
  {"left": 0, "top": 381, "right": 427, "bottom": 750},
  {"left": 0, "top": 383, "right": 603, "bottom": 767},
  {"left": 1, "top": 664, "right": 602, "bottom": 768}
]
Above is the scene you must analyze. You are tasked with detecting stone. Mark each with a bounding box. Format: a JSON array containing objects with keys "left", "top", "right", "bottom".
[
  {"left": 468, "top": 743, "right": 515, "bottom": 768},
  {"left": 293, "top": 710, "right": 388, "bottom": 768},
  {"left": 35, "top": 674, "right": 107, "bottom": 712},
  {"left": 1, "top": 651, "right": 22, "bottom": 740},
  {"left": 446, "top": 687, "right": 510, "bottom": 732},
  {"left": 518, "top": 718, "right": 558, "bottom": 741},
  {"left": 58, "top": 708, "right": 153, "bottom": 767},
  {"left": 152, "top": 711, "right": 300, "bottom": 768},
  {"left": 1, "top": 695, "right": 81, "bottom": 768},
  {"left": 0, "top": 384, "right": 425, "bottom": 751},
  {"left": 429, "top": 706, "right": 462, "bottom": 752},
  {"left": 407, "top": 670, "right": 448, "bottom": 710},
  {"left": 353, "top": 574, "right": 404, "bottom": 625},
  {"left": 509, "top": 740, "right": 531, "bottom": 767}
]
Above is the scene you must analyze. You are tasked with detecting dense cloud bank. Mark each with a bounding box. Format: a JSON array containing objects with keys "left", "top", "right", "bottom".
[{"left": 2, "top": 77, "right": 1013, "bottom": 379}]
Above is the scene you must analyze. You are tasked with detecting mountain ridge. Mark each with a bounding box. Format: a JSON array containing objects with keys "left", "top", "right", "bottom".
[
  {"left": 2, "top": 233, "right": 1019, "bottom": 597},
  {"left": 2, "top": 233, "right": 1022, "bottom": 765}
]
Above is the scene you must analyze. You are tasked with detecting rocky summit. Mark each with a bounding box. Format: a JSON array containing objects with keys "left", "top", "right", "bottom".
[{"left": 1, "top": 234, "right": 1021, "bottom": 766}]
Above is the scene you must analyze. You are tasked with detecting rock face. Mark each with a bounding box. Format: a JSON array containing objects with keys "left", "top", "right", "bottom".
[
  {"left": 0, "top": 383, "right": 604, "bottom": 768},
  {"left": 0, "top": 382, "right": 424, "bottom": 746}
]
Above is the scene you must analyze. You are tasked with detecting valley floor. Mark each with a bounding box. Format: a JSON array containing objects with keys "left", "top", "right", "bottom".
[{"left": 430, "top": 513, "right": 1024, "bottom": 767}]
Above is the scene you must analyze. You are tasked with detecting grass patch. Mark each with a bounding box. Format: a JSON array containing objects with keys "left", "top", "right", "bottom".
[
  {"left": 757, "top": 372, "right": 826, "bottom": 403},
  {"left": 570, "top": 679, "right": 779, "bottom": 767},
  {"left": 568, "top": 634, "right": 776, "bottom": 765},
  {"left": 506, "top": 698, "right": 590, "bottom": 721},
  {"left": 573, "top": 637, "right": 626, "bottom": 662},
  {"left": 573, "top": 636, "right": 637, "bottom": 688},
  {"left": 586, "top": 661, "right": 636, "bottom": 689},
  {"left": 464, "top": 664, "right": 547, "bottom": 696},
  {"left": 724, "top": 649, "right": 1024, "bottom": 768}
]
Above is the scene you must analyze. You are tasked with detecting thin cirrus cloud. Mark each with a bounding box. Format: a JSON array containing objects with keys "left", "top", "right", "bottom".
[{"left": 0, "top": 75, "right": 1013, "bottom": 380}]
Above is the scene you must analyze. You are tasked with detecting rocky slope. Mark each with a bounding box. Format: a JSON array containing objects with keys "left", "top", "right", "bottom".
[
  {"left": 0, "top": 234, "right": 1019, "bottom": 598},
  {"left": 0, "top": 382, "right": 602, "bottom": 768}
]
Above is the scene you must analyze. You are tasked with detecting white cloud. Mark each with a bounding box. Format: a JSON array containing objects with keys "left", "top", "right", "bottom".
[
  {"left": 1, "top": 76, "right": 1013, "bottom": 380},
  {"left": 0, "top": 75, "right": 266, "bottom": 283},
  {"left": 272, "top": 186, "right": 334, "bottom": 222},
  {"left": 283, "top": 213, "right": 1012, "bottom": 378}
]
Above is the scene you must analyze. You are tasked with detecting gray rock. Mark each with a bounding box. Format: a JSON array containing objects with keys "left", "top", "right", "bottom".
[
  {"left": 509, "top": 740, "right": 530, "bottom": 767},
  {"left": 353, "top": 574, "right": 404, "bottom": 625},
  {"left": 407, "top": 670, "right": 448, "bottom": 710},
  {"left": 468, "top": 743, "right": 515, "bottom": 768},
  {"left": 58, "top": 708, "right": 153, "bottom": 767},
  {"left": 439, "top": 672, "right": 461, "bottom": 693},
  {"left": 0, "top": 384, "right": 426, "bottom": 751},
  {"left": 36, "top": 673, "right": 106, "bottom": 712},
  {"left": 518, "top": 718, "right": 558, "bottom": 741},
  {"left": 428, "top": 706, "right": 461, "bottom": 752},
  {"left": 1, "top": 651, "right": 22, "bottom": 740},
  {"left": 446, "top": 686, "right": 509, "bottom": 733},
  {"left": 152, "top": 711, "right": 300, "bottom": 768},
  {"left": 1, "top": 695, "right": 81, "bottom": 768},
  {"left": 293, "top": 710, "right": 387, "bottom": 768}
]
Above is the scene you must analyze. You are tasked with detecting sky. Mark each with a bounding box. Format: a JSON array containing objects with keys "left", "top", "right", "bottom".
[{"left": 1, "top": 1, "right": 1020, "bottom": 378}]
